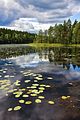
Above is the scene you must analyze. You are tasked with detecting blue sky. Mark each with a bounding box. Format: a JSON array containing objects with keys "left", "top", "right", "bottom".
[{"left": 0, "top": 0, "right": 80, "bottom": 32}]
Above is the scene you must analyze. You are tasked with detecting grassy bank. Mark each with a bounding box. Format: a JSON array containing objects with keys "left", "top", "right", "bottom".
[{"left": 29, "top": 43, "right": 80, "bottom": 48}]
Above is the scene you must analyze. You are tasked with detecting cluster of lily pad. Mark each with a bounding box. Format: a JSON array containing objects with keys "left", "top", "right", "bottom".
[{"left": 0, "top": 70, "right": 71, "bottom": 112}]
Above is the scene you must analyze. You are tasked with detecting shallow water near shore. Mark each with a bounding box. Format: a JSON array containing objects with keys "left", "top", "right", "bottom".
[{"left": 0, "top": 45, "right": 80, "bottom": 120}]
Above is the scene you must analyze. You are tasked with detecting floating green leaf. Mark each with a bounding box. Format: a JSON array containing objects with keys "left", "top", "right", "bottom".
[
  {"left": 47, "top": 77, "right": 53, "bottom": 80},
  {"left": 48, "top": 101, "right": 55, "bottom": 105},
  {"left": 30, "top": 94, "right": 37, "bottom": 97},
  {"left": 25, "top": 101, "right": 32, "bottom": 105},
  {"left": 38, "top": 96, "right": 45, "bottom": 99},
  {"left": 22, "top": 94, "right": 29, "bottom": 97},
  {"left": 14, "top": 106, "right": 21, "bottom": 111},
  {"left": 35, "top": 99, "right": 41, "bottom": 103},
  {"left": 25, "top": 80, "right": 31, "bottom": 83},
  {"left": 8, "top": 108, "right": 12, "bottom": 112},
  {"left": 19, "top": 100, "right": 25, "bottom": 103}
]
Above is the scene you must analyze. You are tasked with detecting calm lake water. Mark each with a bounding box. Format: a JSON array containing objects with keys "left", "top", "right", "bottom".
[{"left": 0, "top": 45, "right": 80, "bottom": 120}]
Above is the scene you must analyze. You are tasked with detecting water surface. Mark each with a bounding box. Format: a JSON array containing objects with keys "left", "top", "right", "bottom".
[{"left": 0, "top": 45, "right": 80, "bottom": 120}]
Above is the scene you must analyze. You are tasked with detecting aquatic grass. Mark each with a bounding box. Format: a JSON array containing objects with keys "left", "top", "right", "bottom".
[{"left": 29, "top": 43, "right": 64, "bottom": 48}]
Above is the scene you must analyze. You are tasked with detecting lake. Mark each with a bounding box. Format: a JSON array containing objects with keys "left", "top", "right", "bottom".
[{"left": 0, "top": 45, "right": 80, "bottom": 120}]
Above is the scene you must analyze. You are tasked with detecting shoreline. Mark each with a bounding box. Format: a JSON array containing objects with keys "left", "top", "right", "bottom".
[{"left": 29, "top": 43, "right": 80, "bottom": 47}]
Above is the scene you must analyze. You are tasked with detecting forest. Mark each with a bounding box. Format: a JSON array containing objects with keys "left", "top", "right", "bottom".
[
  {"left": 35, "top": 19, "right": 80, "bottom": 44},
  {"left": 0, "top": 19, "right": 80, "bottom": 44},
  {"left": 0, "top": 28, "right": 35, "bottom": 44}
]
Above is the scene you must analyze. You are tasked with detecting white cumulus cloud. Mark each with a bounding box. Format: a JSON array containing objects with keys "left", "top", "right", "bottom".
[{"left": 0, "top": 0, "right": 80, "bottom": 32}]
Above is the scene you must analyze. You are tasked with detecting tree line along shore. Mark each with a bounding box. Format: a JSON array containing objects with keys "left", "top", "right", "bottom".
[{"left": 0, "top": 19, "right": 80, "bottom": 45}]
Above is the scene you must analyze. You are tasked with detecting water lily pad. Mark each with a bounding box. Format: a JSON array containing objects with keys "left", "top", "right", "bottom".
[
  {"left": 27, "top": 87, "right": 31, "bottom": 89},
  {"left": 19, "top": 100, "right": 25, "bottom": 103},
  {"left": 39, "top": 87, "right": 45, "bottom": 90},
  {"left": 30, "top": 94, "right": 37, "bottom": 97},
  {"left": 47, "top": 77, "right": 53, "bottom": 80},
  {"left": 8, "top": 108, "right": 13, "bottom": 112},
  {"left": 22, "top": 94, "right": 29, "bottom": 97},
  {"left": 15, "top": 94, "right": 21, "bottom": 98},
  {"left": 3, "top": 71, "right": 6, "bottom": 73},
  {"left": 14, "top": 106, "right": 21, "bottom": 111},
  {"left": 31, "top": 86, "right": 37, "bottom": 89},
  {"left": 32, "top": 84, "right": 39, "bottom": 86},
  {"left": 4, "top": 75, "right": 9, "bottom": 78},
  {"left": 31, "top": 89, "right": 38, "bottom": 93},
  {"left": 38, "top": 96, "right": 45, "bottom": 99},
  {"left": 13, "top": 89, "right": 18, "bottom": 91},
  {"left": 35, "top": 99, "right": 41, "bottom": 103},
  {"left": 24, "top": 75, "right": 29, "bottom": 76},
  {"left": 35, "top": 77, "right": 43, "bottom": 81},
  {"left": 13, "top": 91, "right": 22, "bottom": 95},
  {"left": 32, "top": 74, "right": 37, "bottom": 77},
  {"left": 61, "top": 96, "right": 70, "bottom": 100},
  {"left": 45, "top": 85, "right": 51, "bottom": 88},
  {"left": 40, "top": 84, "right": 46, "bottom": 87},
  {"left": 34, "top": 80, "right": 38, "bottom": 82},
  {"left": 48, "top": 101, "right": 55, "bottom": 105},
  {"left": 39, "top": 90, "right": 44, "bottom": 93},
  {"left": 15, "top": 83, "right": 21, "bottom": 86},
  {"left": 38, "top": 75, "right": 43, "bottom": 77},
  {"left": 25, "top": 101, "right": 32, "bottom": 105},
  {"left": 21, "top": 88, "right": 25, "bottom": 91},
  {"left": 25, "top": 80, "right": 31, "bottom": 83},
  {"left": 8, "top": 90, "right": 14, "bottom": 93},
  {"left": 10, "top": 76, "right": 15, "bottom": 78}
]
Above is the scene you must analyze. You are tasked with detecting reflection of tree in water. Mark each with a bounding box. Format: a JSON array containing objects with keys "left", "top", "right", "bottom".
[
  {"left": 37, "top": 47, "right": 80, "bottom": 69},
  {"left": 0, "top": 46, "right": 35, "bottom": 59},
  {"left": 48, "top": 50, "right": 54, "bottom": 63},
  {"left": 63, "top": 62, "right": 70, "bottom": 70},
  {"left": 1, "top": 46, "right": 80, "bottom": 69}
]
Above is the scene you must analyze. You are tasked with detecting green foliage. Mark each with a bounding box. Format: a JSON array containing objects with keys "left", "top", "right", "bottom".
[
  {"left": 34, "top": 19, "right": 80, "bottom": 44},
  {"left": 0, "top": 19, "right": 80, "bottom": 44},
  {"left": 0, "top": 28, "right": 35, "bottom": 44}
]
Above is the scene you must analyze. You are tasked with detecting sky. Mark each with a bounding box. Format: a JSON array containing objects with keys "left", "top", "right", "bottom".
[{"left": 0, "top": 0, "right": 80, "bottom": 33}]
